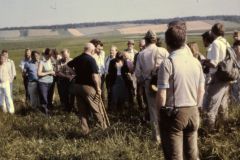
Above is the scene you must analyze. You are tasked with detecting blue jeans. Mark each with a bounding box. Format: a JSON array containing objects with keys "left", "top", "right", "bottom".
[{"left": 38, "top": 82, "right": 53, "bottom": 108}]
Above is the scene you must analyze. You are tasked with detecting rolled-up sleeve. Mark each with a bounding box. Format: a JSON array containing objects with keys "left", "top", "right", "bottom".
[{"left": 157, "top": 59, "right": 172, "bottom": 89}]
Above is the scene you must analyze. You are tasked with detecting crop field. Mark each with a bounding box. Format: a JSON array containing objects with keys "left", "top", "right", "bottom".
[{"left": 0, "top": 34, "right": 240, "bottom": 160}]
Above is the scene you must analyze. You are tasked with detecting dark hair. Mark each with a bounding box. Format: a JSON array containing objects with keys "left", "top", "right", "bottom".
[
  {"left": 90, "top": 39, "right": 102, "bottom": 47},
  {"left": 165, "top": 26, "right": 186, "bottom": 50},
  {"left": 44, "top": 48, "right": 51, "bottom": 56},
  {"left": 1, "top": 49, "right": 8, "bottom": 54},
  {"left": 211, "top": 23, "right": 224, "bottom": 37},
  {"left": 31, "top": 50, "right": 40, "bottom": 57},
  {"left": 201, "top": 31, "right": 214, "bottom": 44},
  {"left": 168, "top": 20, "right": 186, "bottom": 31},
  {"left": 233, "top": 40, "right": 240, "bottom": 47},
  {"left": 115, "top": 52, "right": 124, "bottom": 62}
]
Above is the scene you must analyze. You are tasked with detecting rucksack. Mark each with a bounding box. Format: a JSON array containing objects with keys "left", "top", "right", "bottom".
[{"left": 215, "top": 46, "right": 240, "bottom": 82}]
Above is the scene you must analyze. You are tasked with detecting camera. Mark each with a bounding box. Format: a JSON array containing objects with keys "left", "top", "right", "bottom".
[{"left": 160, "top": 106, "right": 179, "bottom": 118}]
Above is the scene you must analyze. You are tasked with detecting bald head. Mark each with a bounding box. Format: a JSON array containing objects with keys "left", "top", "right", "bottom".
[{"left": 84, "top": 43, "right": 95, "bottom": 55}]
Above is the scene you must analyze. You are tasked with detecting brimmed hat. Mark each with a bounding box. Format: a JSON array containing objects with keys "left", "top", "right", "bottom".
[{"left": 144, "top": 30, "right": 157, "bottom": 40}]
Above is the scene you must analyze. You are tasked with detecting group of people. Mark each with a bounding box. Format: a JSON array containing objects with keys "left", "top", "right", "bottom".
[{"left": 1, "top": 20, "right": 240, "bottom": 159}]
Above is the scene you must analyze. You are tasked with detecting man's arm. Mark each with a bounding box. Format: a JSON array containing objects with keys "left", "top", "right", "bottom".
[
  {"left": 197, "top": 83, "right": 205, "bottom": 108},
  {"left": 92, "top": 73, "right": 101, "bottom": 95},
  {"left": 156, "top": 89, "right": 167, "bottom": 111}
]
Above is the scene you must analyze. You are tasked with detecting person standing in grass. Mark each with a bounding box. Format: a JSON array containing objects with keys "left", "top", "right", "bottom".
[
  {"left": 1, "top": 50, "right": 16, "bottom": 97},
  {"left": 156, "top": 25, "right": 205, "bottom": 160},
  {"left": 135, "top": 30, "right": 169, "bottom": 143},
  {"left": 19, "top": 48, "right": 31, "bottom": 103},
  {"left": 38, "top": 48, "right": 55, "bottom": 115},
  {"left": 0, "top": 54, "right": 15, "bottom": 114},
  {"left": 203, "top": 23, "right": 231, "bottom": 130},
  {"left": 90, "top": 39, "right": 106, "bottom": 105},
  {"left": 67, "top": 43, "right": 107, "bottom": 135},
  {"left": 23, "top": 51, "right": 40, "bottom": 108},
  {"left": 108, "top": 52, "right": 130, "bottom": 111},
  {"left": 105, "top": 46, "right": 117, "bottom": 108},
  {"left": 56, "top": 49, "right": 75, "bottom": 112}
]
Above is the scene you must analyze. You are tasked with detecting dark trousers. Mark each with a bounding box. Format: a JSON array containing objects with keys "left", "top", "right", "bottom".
[
  {"left": 23, "top": 77, "right": 29, "bottom": 101},
  {"left": 105, "top": 74, "right": 111, "bottom": 108},
  {"left": 38, "top": 82, "right": 53, "bottom": 108},
  {"left": 159, "top": 107, "right": 200, "bottom": 160},
  {"left": 57, "top": 78, "right": 75, "bottom": 111}
]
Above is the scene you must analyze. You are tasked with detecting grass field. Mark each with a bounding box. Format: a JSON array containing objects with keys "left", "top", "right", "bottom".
[{"left": 0, "top": 34, "right": 240, "bottom": 160}]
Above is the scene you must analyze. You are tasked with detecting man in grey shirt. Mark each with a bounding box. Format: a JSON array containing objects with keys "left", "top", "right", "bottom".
[{"left": 156, "top": 24, "right": 205, "bottom": 159}]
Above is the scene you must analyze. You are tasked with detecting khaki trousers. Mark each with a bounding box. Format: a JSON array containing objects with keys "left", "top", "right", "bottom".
[
  {"left": 159, "top": 107, "right": 200, "bottom": 160},
  {"left": 74, "top": 84, "right": 107, "bottom": 134},
  {"left": 203, "top": 77, "right": 229, "bottom": 128},
  {"left": 144, "top": 80, "right": 160, "bottom": 142}
]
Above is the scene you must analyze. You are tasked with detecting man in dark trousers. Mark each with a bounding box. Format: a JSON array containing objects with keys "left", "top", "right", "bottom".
[{"left": 67, "top": 43, "right": 107, "bottom": 135}]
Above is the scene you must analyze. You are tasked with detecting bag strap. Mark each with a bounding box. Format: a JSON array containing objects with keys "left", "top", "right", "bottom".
[
  {"left": 220, "top": 38, "right": 240, "bottom": 69},
  {"left": 169, "top": 57, "right": 176, "bottom": 109}
]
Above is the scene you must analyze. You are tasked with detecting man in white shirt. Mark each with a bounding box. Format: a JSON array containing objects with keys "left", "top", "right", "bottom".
[
  {"left": 1, "top": 50, "right": 16, "bottom": 97},
  {"left": 90, "top": 39, "right": 106, "bottom": 104},
  {"left": 203, "top": 23, "right": 230, "bottom": 130},
  {"left": 135, "top": 30, "right": 169, "bottom": 143}
]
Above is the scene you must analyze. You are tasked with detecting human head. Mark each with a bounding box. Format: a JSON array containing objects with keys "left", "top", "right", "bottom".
[
  {"left": 90, "top": 39, "right": 102, "bottom": 54},
  {"left": 51, "top": 48, "right": 60, "bottom": 59},
  {"left": 84, "top": 43, "right": 95, "bottom": 55},
  {"left": 187, "top": 42, "right": 200, "bottom": 58},
  {"left": 122, "top": 51, "right": 130, "bottom": 60},
  {"left": 168, "top": 20, "right": 187, "bottom": 31},
  {"left": 211, "top": 23, "right": 224, "bottom": 38},
  {"left": 233, "top": 40, "right": 240, "bottom": 57},
  {"left": 0, "top": 54, "right": 6, "bottom": 65},
  {"left": 144, "top": 30, "right": 157, "bottom": 45},
  {"left": 1, "top": 49, "right": 8, "bottom": 59},
  {"left": 165, "top": 26, "right": 186, "bottom": 51},
  {"left": 110, "top": 46, "right": 118, "bottom": 58},
  {"left": 31, "top": 50, "right": 40, "bottom": 62},
  {"left": 233, "top": 30, "right": 240, "bottom": 42},
  {"left": 201, "top": 31, "right": 214, "bottom": 48},
  {"left": 61, "top": 49, "right": 70, "bottom": 60},
  {"left": 127, "top": 40, "right": 135, "bottom": 50},
  {"left": 139, "top": 39, "right": 146, "bottom": 51},
  {"left": 115, "top": 52, "right": 124, "bottom": 62},
  {"left": 24, "top": 48, "right": 31, "bottom": 59},
  {"left": 43, "top": 48, "right": 52, "bottom": 60}
]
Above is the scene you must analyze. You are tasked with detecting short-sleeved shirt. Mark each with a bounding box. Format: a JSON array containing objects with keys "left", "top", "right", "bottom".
[
  {"left": 92, "top": 51, "right": 105, "bottom": 76},
  {"left": 19, "top": 59, "right": 31, "bottom": 72},
  {"left": 158, "top": 46, "right": 205, "bottom": 107},
  {"left": 56, "top": 58, "right": 73, "bottom": 78},
  {"left": 6, "top": 59, "right": 16, "bottom": 82},
  {"left": 38, "top": 59, "right": 54, "bottom": 83},
  {"left": 67, "top": 53, "right": 99, "bottom": 87},
  {"left": 24, "top": 60, "right": 39, "bottom": 82}
]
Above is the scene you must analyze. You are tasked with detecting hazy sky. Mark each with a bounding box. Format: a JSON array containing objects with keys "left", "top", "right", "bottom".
[{"left": 0, "top": 0, "right": 239, "bottom": 28}]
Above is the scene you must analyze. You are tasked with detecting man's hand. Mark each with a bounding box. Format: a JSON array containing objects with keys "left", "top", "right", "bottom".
[{"left": 97, "top": 88, "right": 102, "bottom": 96}]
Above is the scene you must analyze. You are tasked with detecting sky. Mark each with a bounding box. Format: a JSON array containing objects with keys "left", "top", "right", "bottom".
[{"left": 0, "top": 0, "right": 239, "bottom": 28}]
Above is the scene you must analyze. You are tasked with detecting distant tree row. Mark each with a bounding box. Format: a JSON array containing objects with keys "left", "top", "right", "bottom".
[{"left": 1, "top": 15, "right": 240, "bottom": 31}]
